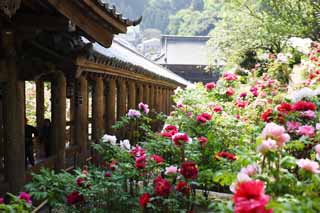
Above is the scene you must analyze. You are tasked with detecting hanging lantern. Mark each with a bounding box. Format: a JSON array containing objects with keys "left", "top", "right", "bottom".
[{"left": 0, "top": 0, "right": 22, "bottom": 18}]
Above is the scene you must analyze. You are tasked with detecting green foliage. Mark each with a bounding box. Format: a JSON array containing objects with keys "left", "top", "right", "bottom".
[{"left": 0, "top": 193, "right": 33, "bottom": 213}]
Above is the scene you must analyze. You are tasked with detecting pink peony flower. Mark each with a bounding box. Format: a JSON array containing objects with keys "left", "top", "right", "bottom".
[
  {"left": 165, "top": 166, "right": 178, "bottom": 175},
  {"left": 176, "top": 103, "right": 184, "bottom": 108},
  {"left": 197, "top": 136, "right": 208, "bottom": 147},
  {"left": 297, "top": 159, "right": 320, "bottom": 174},
  {"left": 127, "top": 109, "right": 141, "bottom": 118},
  {"left": 213, "top": 105, "right": 223, "bottom": 113},
  {"left": 135, "top": 155, "right": 147, "bottom": 169},
  {"left": 316, "top": 123, "right": 320, "bottom": 130},
  {"left": 236, "top": 100, "right": 248, "bottom": 108},
  {"left": 261, "top": 123, "right": 290, "bottom": 147},
  {"left": 138, "top": 102, "right": 150, "bottom": 114},
  {"left": 18, "top": 192, "right": 32, "bottom": 205},
  {"left": 223, "top": 72, "right": 238, "bottom": 81},
  {"left": 205, "top": 82, "right": 216, "bottom": 91},
  {"left": 286, "top": 121, "right": 301, "bottom": 133},
  {"left": 172, "top": 133, "right": 191, "bottom": 146},
  {"left": 257, "top": 139, "right": 277, "bottom": 154},
  {"left": 226, "top": 87, "right": 235, "bottom": 96},
  {"left": 314, "top": 144, "right": 320, "bottom": 160},
  {"left": 196, "top": 112, "right": 212, "bottom": 123},
  {"left": 297, "top": 125, "right": 315, "bottom": 137},
  {"left": 0, "top": 197, "right": 3, "bottom": 204},
  {"left": 300, "top": 110, "right": 316, "bottom": 119},
  {"left": 240, "top": 164, "right": 259, "bottom": 177}
]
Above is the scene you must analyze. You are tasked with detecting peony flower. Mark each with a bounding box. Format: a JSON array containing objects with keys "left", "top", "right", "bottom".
[
  {"left": 127, "top": 109, "right": 141, "bottom": 118},
  {"left": 240, "top": 164, "right": 259, "bottom": 177},
  {"left": 138, "top": 102, "right": 150, "bottom": 114},
  {"left": 180, "top": 161, "right": 198, "bottom": 179},
  {"left": 286, "top": 121, "right": 301, "bottom": 133},
  {"left": 154, "top": 176, "right": 171, "bottom": 196},
  {"left": 104, "top": 172, "right": 112, "bottom": 178},
  {"left": 197, "top": 136, "right": 208, "bottom": 147},
  {"left": 196, "top": 113, "right": 212, "bottom": 123},
  {"left": 18, "top": 192, "right": 32, "bottom": 205},
  {"left": 236, "top": 100, "right": 248, "bottom": 108},
  {"left": 109, "top": 160, "right": 117, "bottom": 171},
  {"left": 240, "top": 92, "right": 247, "bottom": 98},
  {"left": 292, "top": 101, "right": 317, "bottom": 111},
  {"left": 102, "top": 134, "right": 117, "bottom": 145},
  {"left": 161, "top": 125, "right": 178, "bottom": 138},
  {"left": 224, "top": 72, "right": 238, "bottom": 81},
  {"left": 257, "top": 139, "right": 277, "bottom": 154},
  {"left": 316, "top": 123, "right": 320, "bottom": 130},
  {"left": 120, "top": 139, "right": 131, "bottom": 150},
  {"left": 139, "top": 193, "right": 151, "bottom": 208},
  {"left": 233, "top": 180, "right": 273, "bottom": 213},
  {"left": 261, "top": 123, "right": 290, "bottom": 147},
  {"left": 297, "top": 159, "right": 320, "bottom": 174},
  {"left": 213, "top": 105, "right": 223, "bottom": 113},
  {"left": 135, "top": 155, "right": 147, "bottom": 169},
  {"left": 277, "top": 53, "right": 289, "bottom": 63},
  {"left": 0, "top": 197, "right": 3, "bottom": 204},
  {"left": 172, "top": 133, "right": 191, "bottom": 146},
  {"left": 130, "top": 145, "right": 145, "bottom": 157},
  {"left": 216, "top": 151, "right": 237, "bottom": 161},
  {"left": 296, "top": 125, "right": 315, "bottom": 137},
  {"left": 176, "top": 181, "right": 191, "bottom": 196},
  {"left": 76, "top": 177, "right": 85, "bottom": 187},
  {"left": 226, "top": 87, "right": 235, "bottom": 96},
  {"left": 250, "top": 87, "right": 259, "bottom": 97},
  {"left": 276, "top": 102, "right": 292, "bottom": 114},
  {"left": 205, "top": 82, "right": 216, "bottom": 91},
  {"left": 176, "top": 102, "right": 184, "bottom": 108},
  {"left": 261, "top": 109, "right": 273, "bottom": 122},
  {"left": 315, "top": 144, "right": 320, "bottom": 160},
  {"left": 300, "top": 110, "right": 316, "bottom": 119},
  {"left": 290, "top": 88, "right": 316, "bottom": 102},
  {"left": 67, "top": 191, "right": 84, "bottom": 205},
  {"left": 150, "top": 154, "right": 164, "bottom": 164},
  {"left": 165, "top": 166, "right": 178, "bottom": 175}
]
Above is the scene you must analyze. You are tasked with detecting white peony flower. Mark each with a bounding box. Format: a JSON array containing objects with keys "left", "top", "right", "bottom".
[
  {"left": 290, "top": 87, "right": 316, "bottom": 102},
  {"left": 288, "top": 37, "right": 312, "bottom": 55},
  {"left": 120, "top": 139, "right": 131, "bottom": 150},
  {"left": 102, "top": 134, "right": 117, "bottom": 145}
]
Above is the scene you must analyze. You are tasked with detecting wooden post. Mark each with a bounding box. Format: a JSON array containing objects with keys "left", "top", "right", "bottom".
[
  {"left": 128, "top": 81, "right": 136, "bottom": 109},
  {"left": 36, "top": 80, "right": 44, "bottom": 129},
  {"left": 51, "top": 72, "right": 66, "bottom": 170},
  {"left": 105, "top": 79, "right": 116, "bottom": 134},
  {"left": 149, "top": 85, "right": 155, "bottom": 110},
  {"left": 117, "top": 79, "right": 127, "bottom": 120},
  {"left": 92, "top": 77, "right": 104, "bottom": 143},
  {"left": 2, "top": 31, "right": 25, "bottom": 192},
  {"left": 137, "top": 83, "right": 143, "bottom": 104},
  {"left": 74, "top": 76, "right": 88, "bottom": 166},
  {"left": 144, "top": 84, "right": 150, "bottom": 105},
  {"left": 163, "top": 88, "right": 168, "bottom": 114},
  {"left": 155, "top": 86, "right": 161, "bottom": 112}
]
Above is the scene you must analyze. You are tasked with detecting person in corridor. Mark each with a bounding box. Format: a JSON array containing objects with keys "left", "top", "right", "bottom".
[{"left": 25, "top": 118, "right": 38, "bottom": 168}]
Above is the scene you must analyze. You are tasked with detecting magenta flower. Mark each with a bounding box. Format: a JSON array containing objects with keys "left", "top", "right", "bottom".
[
  {"left": 172, "top": 132, "right": 191, "bottom": 146},
  {"left": 300, "top": 110, "right": 316, "bottom": 119},
  {"left": 286, "top": 121, "right": 301, "bottom": 133},
  {"left": 138, "top": 102, "right": 150, "bottom": 114},
  {"left": 223, "top": 72, "right": 238, "bottom": 81},
  {"left": 297, "top": 159, "right": 320, "bottom": 174},
  {"left": 297, "top": 125, "right": 315, "bottom": 137},
  {"left": 205, "top": 82, "right": 216, "bottom": 91},
  {"left": 18, "top": 192, "right": 32, "bottom": 205},
  {"left": 0, "top": 197, "right": 3, "bottom": 204}
]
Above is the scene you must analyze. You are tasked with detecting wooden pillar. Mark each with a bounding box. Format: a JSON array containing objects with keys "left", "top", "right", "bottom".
[
  {"left": 155, "top": 86, "right": 161, "bottom": 112},
  {"left": 51, "top": 72, "right": 66, "bottom": 170},
  {"left": 74, "top": 76, "right": 88, "bottom": 166},
  {"left": 92, "top": 77, "right": 104, "bottom": 143},
  {"left": 117, "top": 79, "right": 127, "bottom": 119},
  {"left": 2, "top": 31, "right": 25, "bottom": 192},
  {"left": 149, "top": 85, "right": 155, "bottom": 110},
  {"left": 128, "top": 81, "right": 136, "bottom": 109},
  {"left": 137, "top": 83, "right": 143, "bottom": 104},
  {"left": 105, "top": 79, "right": 116, "bottom": 134},
  {"left": 163, "top": 88, "right": 168, "bottom": 114},
  {"left": 144, "top": 85, "right": 150, "bottom": 105},
  {"left": 36, "top": 80, "right": 44, "bottom": 129}
]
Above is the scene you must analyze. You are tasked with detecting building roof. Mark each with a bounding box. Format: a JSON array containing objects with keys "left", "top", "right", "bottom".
[
  {"left": 82, "top": 37, "right": 191, "bottom": 86},
  {"left": 157, "top": 35, "right": 211, "bottom": 66}
]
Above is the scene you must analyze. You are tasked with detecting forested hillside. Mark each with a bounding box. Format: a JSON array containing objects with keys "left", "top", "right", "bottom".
[{"left": 104, "top": 0, "right": 221, "bottom": 36}]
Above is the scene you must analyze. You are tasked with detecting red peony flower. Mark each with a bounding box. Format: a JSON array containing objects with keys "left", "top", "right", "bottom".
[
  {"left": 216, "top": 151, "right": 237, "bottom": 161},
  {"left": 196, "top": 113, "right": 212, "bottom": 123},
  {"left": 154, "top": 176, "right": 171, "bottom": 197},
  {"left": 292, "top": 101, "right": 317, "bottom": 111},
  {"left": 276, "top": 102, "right": 292, "bottom": 114},
  {"left": 18, "top": 192, "right": 32, "bottom": 205},
  {"left": 213, "top": 105, "right": 223, "bottom": 113},
  {"left": 67, "top": 191, "right": 84, "bottom": 205},
  {"left": 261, "top": 109, "right": 273, "bottom": 122},
  {"left": 150, "top": 154, "right": 164, "bottom": 164},
  {"left": 130, "top": 145, "right": 146, "bottom": 157},
  {"left": 161, "top": 125, "right": 178, "bottom": 138},
  {"left": 197, "top": 136, "right": 208, "bottom": 147},
  {"left": 205, "top": 82, "right": 216, "bottom": 91},
  {"left": 104, "top": 172, "right": 112, "bottom": 178},
  {"left": 180, "top": 161, "right": 198, "bottom": 179},
  {"left": 233, "top": 180, "right": 273, "bottom": 213},
  {"left": 160, "top": 131, "right": 175, "bottom": 138},
  {"left": 172, "top": 133, "right": 191, "bottom": 146},
  {"left": 76, "top": 177, "right": 85, "bottom": 187},
  {"left": 176, "top": 181, "right": 191, "bottom": 196},
  {"left": 139, "top": 193, "right": 151, "bottom": 208},
  {"left": 135, "top": 155, "right": 147, "bottom": 169},
  {"left": 226, "top": 87, "right": 235, "bottom": 96}
]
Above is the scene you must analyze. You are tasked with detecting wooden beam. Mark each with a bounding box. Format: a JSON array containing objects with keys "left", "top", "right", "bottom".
[
  {"left": 47, "top": 0, "right": 114, "bottom": 47},
  {"left": 2, "top": 31, "right": 25, "bottom": 193},
  {"left": 51, "top": 72, "right": 66, "bottom": 170},
  {"left": 105, "top": 79, "right": 116, "bottom": 134}
]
